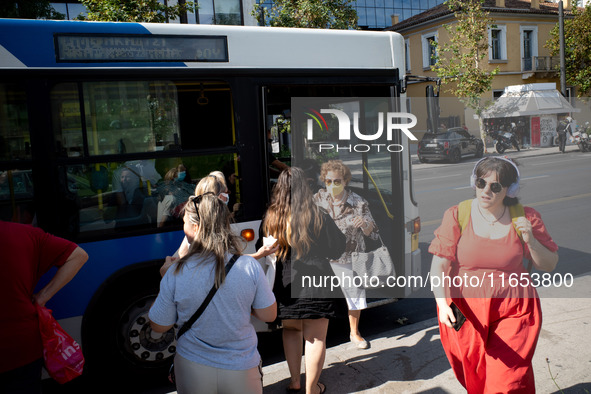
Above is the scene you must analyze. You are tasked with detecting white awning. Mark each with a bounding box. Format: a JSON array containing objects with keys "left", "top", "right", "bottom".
[{"left": 481, "top": 83, "right": 580, "bottom": 119}]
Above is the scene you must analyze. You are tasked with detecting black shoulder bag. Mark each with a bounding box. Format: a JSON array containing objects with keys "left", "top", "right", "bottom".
[{"left": 168, "top": 254, "right": 239, "bottom": 385}]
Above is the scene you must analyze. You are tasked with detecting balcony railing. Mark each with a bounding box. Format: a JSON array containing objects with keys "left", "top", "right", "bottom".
[{"left": 522, "top": 56, "right": 559, "bottom": 72}]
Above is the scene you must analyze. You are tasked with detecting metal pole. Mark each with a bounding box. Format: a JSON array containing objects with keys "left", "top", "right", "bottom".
[{"left": 559, "top": 0, "right": 567, "bottom": 96}]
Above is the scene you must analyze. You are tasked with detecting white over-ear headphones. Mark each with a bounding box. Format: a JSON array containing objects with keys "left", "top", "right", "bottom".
[{"left": 470, "top": 156, "right": 520, "bottom": 198}]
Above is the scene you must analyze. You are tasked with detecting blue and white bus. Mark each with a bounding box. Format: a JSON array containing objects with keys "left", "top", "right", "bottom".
[{"left": 0, "top": 18, "right": 422, "bottom": 379}]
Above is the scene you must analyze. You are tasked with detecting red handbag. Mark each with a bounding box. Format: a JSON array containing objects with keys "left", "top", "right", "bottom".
[{"left": 36, "top": 304, "right": 85, "bottom": 384}]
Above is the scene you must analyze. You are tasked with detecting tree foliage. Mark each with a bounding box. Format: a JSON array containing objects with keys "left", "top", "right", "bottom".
[
  {"left": 253, "top": 0, "right": 357, "bottom": 30},
  {"left": 546, "top": 2, "right": 591, "bottom": 96},
  {"left": 431, "top": 0, "right": 498, "bottom": 114},
  {"left": 0, "top": 0, "right": 64, "bottom": 20},
  {"left": 78, "top": 0, "right": 195, "bottom": 23}
]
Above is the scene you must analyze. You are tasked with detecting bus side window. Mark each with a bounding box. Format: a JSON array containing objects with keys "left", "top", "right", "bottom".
[
  {"left": 0, "top": 169, "right": 36, "bottom": 224},
  {"left": 51, "top": 81, "right": 183, "bottom": 157},
  {"left": 51, "top": 83, "right": 84, "bottom": 158},
  {"left": 177, "top": 83, "right": 234, "bottom": 150},
  {"left": 0, "top": 83, "right": 31, "bottom": 161},
  {"left": 0, "top": 83, "right": 35, "bottom": 224}
]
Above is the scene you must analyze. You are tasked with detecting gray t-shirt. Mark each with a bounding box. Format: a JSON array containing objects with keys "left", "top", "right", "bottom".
[{"left": 149, "top": 253, "right": 275, "bottom": 370}]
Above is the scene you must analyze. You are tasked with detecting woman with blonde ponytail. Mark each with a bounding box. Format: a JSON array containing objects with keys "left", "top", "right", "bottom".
[
  {"left": 149, "top": 193, "right": 276, "bottom": 394},
  {"left": 259, "top": 167, "right": 345, "bottom": 394},
  {"left": 160, "top": 172, "right": 278, "bottom": 277}
]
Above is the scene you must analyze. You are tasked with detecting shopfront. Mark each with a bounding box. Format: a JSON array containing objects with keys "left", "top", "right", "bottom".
[{"left": 481, "top": 83, "right": 579, "bottom": 147}]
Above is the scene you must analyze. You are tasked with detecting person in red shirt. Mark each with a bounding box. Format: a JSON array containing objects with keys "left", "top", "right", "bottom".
[
  {"left": 429, "top": 157, "right": 558, "bottom": 393},
  {"left": 0, "top": 221, "right": 88, "bottom": 393}
]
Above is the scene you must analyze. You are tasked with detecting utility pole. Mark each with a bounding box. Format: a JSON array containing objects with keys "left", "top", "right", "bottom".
[{"left": 559, "top": 0, "right": 567, "bottom": 97}]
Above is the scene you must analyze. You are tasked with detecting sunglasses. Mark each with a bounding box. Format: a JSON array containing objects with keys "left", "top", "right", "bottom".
[
  {"left": 475, "top": 178, "right": 504, "bottom": 193},
  {"left": 190, "top": 192, "right": 216, "bottom": 219},
  {"left": 325, "top": 178, "right": 343, "bottom": 186}
]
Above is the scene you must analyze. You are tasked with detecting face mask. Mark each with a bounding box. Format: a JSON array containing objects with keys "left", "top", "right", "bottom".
[
  {"left": 177, "top": 171, "right": 186, "bottom": 181},
  {"left": 327, "top": 183, "right": 344, "bottom": 199},
  {"left": 219, "top": 193, "right": 229, "bottom": 205}
]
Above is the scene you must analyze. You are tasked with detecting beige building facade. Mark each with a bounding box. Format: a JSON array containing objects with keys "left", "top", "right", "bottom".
[{"left": 388, "top": 0, "right": 578, "bottom": 143}]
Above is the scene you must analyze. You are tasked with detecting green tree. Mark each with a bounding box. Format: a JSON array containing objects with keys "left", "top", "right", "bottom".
[
  {"left": 253, "top": 0, "right": 357, "bottom": 29},
  {"left": 78, "top": 0, "right": 195, "bottom": 23},
  {"left": 431, "top": 0, "right": 498, "bottom": 150},
  {"left": 546, "top": 2, "right": 591, "bottom": 96},
  {"left": 0, "top": 0, "right": 64, "bottom": 19}
]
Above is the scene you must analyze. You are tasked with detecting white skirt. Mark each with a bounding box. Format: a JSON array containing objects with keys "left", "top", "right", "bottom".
[{"left": 330, "top": 262, "right": 367, "bottom": 310}]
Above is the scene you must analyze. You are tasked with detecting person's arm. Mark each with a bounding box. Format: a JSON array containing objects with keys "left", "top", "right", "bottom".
[
  {"left": 514, "top": 217, "right": 559, "bottom": 272},
  {"left": 149, "top": 272, "right": 176, "bottom": 333},
  {"left": 162, "top": 236, "right": 187, "bottom": 276},
  {"left": 350, "top": 215, "right": 374, "bottom": 236},
  {"left": 159, "top": 256, "right": 178, "bottom": 277},
  {"left": 252, "top": 302, "right": 277, "bottom": 322},
  {"left": 249, "top": 243, "right": 279, "bottom": 260},
  {"left": 430, "top": 255, "right": 456, "bottom": 329},
  {"left": 271, "top": 158, "right": 289, "bottom": 172},
  {"left": 150, "top": 321, "right": 175, "bottom": 333},
  {"left": 33, "top": 246, "right": 88, "bottom": 307},
  {"left": 350, "top": 198, "right": 376, "bottom": 237},
  {"left": 149, "top": 289, "right": 174, "bottom": 334},
  {"left": 360, "top": 215, "right": 375, "bottom": 236},
  {"left": 176, "top": 237, "right": 190, "bottom": 259}
]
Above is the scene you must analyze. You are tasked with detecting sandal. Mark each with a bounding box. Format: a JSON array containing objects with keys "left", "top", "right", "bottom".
[{"left": 286, "top": 385, "right": 301, "bottom": 393}]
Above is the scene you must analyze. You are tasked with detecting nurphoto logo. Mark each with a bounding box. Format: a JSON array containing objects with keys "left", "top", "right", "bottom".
[{"left": 305, "top": 108, "right": 418, "bottom": 153}]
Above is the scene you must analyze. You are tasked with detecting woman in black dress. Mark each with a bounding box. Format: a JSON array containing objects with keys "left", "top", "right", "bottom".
[{"left": 259, "top": 167, "right": 345, "bottom": 394}]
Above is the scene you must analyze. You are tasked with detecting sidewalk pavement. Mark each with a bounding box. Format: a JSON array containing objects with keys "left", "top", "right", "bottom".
[
  {"left": 261, "top": 144, "right": 590, "bottom": 393},
  {"left": 262, "top": 274, "right": 591, "bottom": 393}
]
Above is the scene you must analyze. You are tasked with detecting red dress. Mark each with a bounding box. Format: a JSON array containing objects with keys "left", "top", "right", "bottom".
[{"left": 429, "top": 203, "right": 558, "bottom": 393}]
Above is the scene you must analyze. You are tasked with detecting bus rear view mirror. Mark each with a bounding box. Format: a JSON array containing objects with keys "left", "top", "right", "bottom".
[{"left": 426, "top": 84, "right": 440, "bottom": 134}]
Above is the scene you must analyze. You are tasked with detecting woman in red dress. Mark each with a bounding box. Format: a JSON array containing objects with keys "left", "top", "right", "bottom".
[{"left": 429, "top": 157, "right": 558, "bottom": 393}]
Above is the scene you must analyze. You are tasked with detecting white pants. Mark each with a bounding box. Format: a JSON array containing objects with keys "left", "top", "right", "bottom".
[{"left": 174, "top": 353, "right": 263, "bottom": 394}]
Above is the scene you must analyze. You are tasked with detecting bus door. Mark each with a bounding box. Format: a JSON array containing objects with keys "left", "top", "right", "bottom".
[{"left": 263, "top": 87, "right": 409, "bottom": 301}]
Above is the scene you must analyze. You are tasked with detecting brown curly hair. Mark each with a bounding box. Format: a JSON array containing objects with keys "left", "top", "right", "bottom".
[{"left": 319, "top": 160, "right": 352, "bottom": 186}]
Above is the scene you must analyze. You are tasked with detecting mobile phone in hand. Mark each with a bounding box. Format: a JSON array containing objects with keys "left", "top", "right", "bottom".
[{"left": 449, "top": 302, "right": 466, "bottom": 331}]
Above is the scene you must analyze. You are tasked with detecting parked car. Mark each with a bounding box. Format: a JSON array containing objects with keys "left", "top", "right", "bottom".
[{"left": 417, "top": 127, "right": 484, "bottom": 163}]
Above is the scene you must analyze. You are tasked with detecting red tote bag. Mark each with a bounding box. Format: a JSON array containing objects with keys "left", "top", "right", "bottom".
[{"left": 36, "top": 304, "right": 85, "bottom": 384}]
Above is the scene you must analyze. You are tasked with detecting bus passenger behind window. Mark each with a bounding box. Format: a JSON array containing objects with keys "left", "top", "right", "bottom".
[
  {"left": 222, "top": 159, "right": 243, "bottom": 218},
  {"left": 157, "top": 165, "right": 194, "bottom": 228}
]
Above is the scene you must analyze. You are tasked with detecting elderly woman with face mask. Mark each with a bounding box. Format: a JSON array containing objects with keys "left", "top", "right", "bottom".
[{"left": 313, "top": 160, "right": 379, "bottom": 350}]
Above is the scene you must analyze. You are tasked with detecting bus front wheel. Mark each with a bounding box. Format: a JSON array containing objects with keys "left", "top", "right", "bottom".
[
  {"left": 82, "top": 265, "right": 175, "bottom": 384},
  {"left": 119, "top": 294, "right": 177, "bottom": 368}
]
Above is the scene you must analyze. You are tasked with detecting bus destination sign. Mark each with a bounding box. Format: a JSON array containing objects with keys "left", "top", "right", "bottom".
[{"left": 55, "top": 34, "right": 228, "bottom": 63}]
